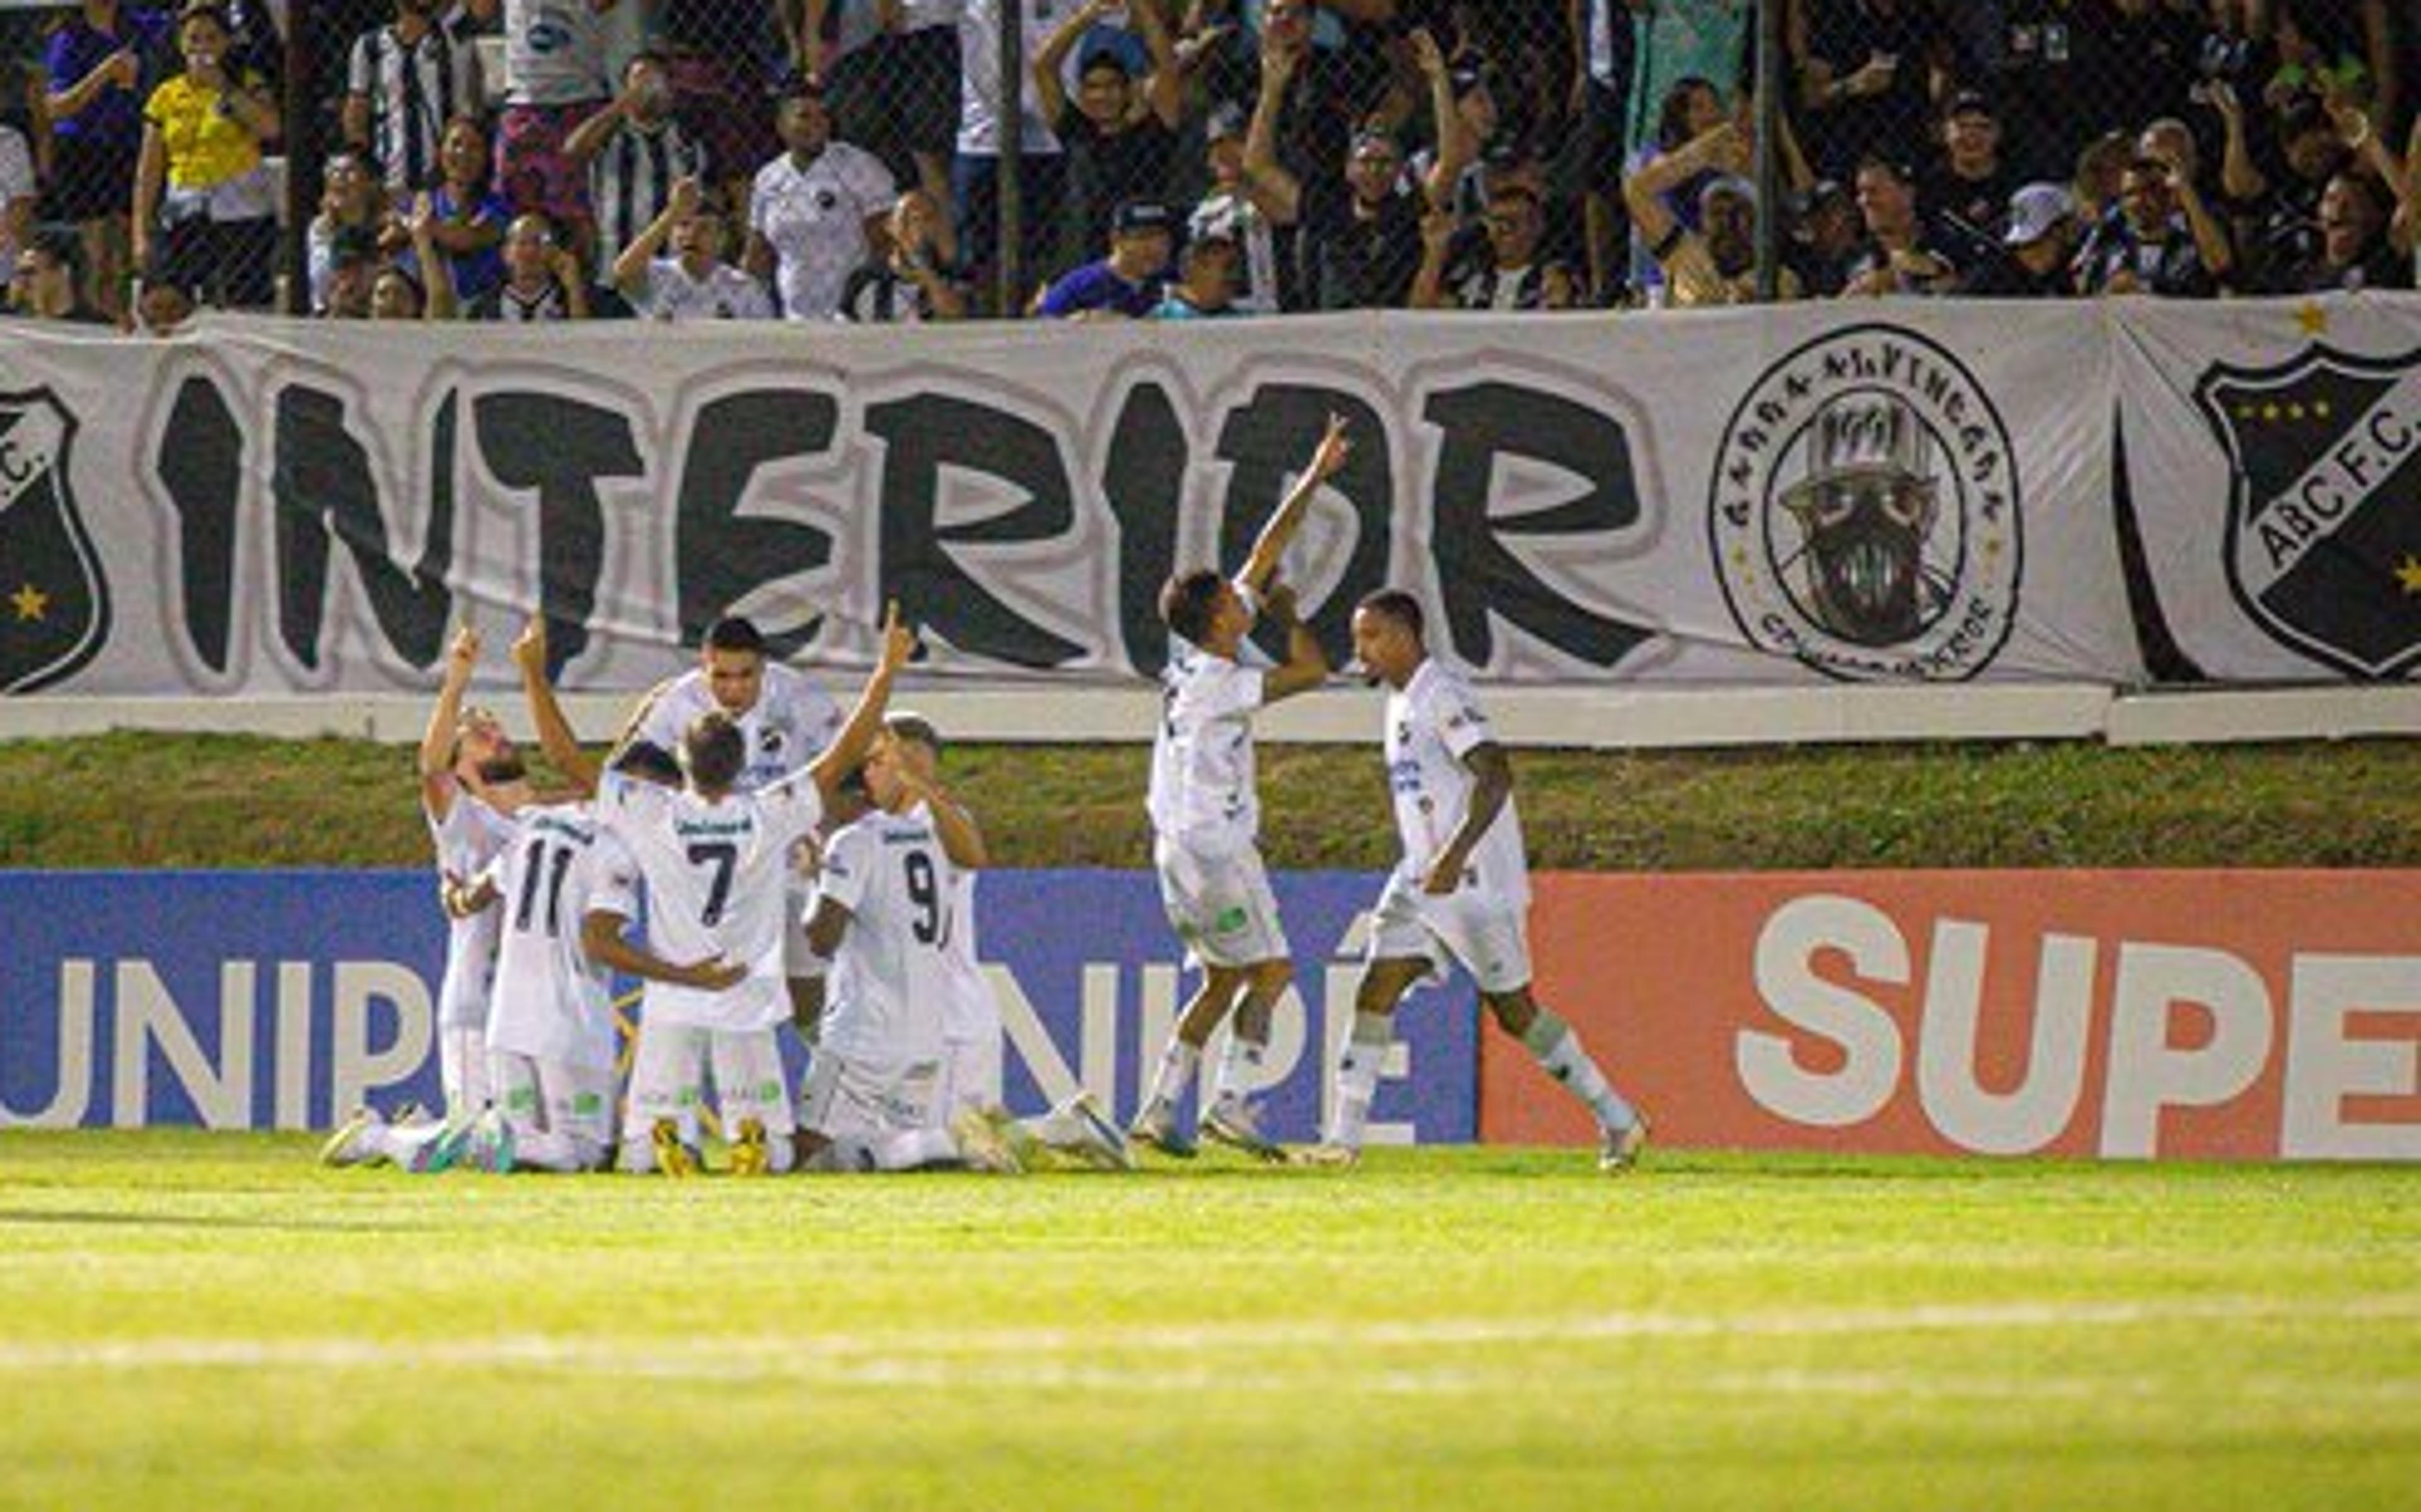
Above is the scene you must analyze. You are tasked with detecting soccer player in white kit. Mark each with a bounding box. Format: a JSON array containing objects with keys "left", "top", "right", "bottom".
[
  {"left": 418, "top": 623, "right": 531, "bottom": 1121},
  {"left": 1302, "top": 589, "right": 1650, "bottom": 1174},
  {"left": 598, "top": 606, "right": 915, "bottom": 1175},
  {"left": 1130, "top": 416, "right": 1351, "bottom": 1158},
  {"left": 882, "top": 713, "right": 1131, "bottom": 1171},
  {"left": 634, "top": 613, "right": 845, "bottom": 1029}
]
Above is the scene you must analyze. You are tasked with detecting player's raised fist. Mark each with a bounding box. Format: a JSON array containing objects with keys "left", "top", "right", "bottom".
[
  {"left": 511, "top": 615, "right": 548, "bottom": 674},
  {"left": 878, "top": 601, "right": 917, "bottom": 671}
]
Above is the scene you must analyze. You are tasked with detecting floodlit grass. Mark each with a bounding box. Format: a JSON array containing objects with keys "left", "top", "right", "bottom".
[
  {"left": 6, "top": 732, "right": 2421, "bottom": 869},
  {"left": 1, "top": 1133, "right": 2416, "bottom": 1509}
]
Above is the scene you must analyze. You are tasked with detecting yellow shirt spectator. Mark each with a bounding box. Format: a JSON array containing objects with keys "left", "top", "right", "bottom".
[{"left": 144, "top": 71, "right": 267, "bottom": 191}]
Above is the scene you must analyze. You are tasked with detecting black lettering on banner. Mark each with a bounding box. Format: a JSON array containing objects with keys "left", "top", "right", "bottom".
[
  {"left": 1102, "top": 381, "right": 1187, "bottom": 677},
  {"left": 273, "top": 384, "right": 451, "bottom": 671},
  {"left": 1214, "top": 385, "right": 1391, "bottom": 666},
  {"left": 155, "top": 374, "right": 244, "bottom": 674},
  {"left": 472, "top": 391, "right": 644, "bottom": 671},
  {"left": 864, "top": 393, "right": 1084, "bottom": 668},
  {"left": 1422, "top": 381, "right": 1655, "bottom": 669},
  {"left": 675, "top": 389, "right": 841, "bottom": 660}
]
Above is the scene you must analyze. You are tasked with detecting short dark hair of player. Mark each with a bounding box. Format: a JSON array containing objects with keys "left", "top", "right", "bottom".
[
  {"left": 886, "top": 711, "right": 944, "bottom": 759},
  {"left": 681, "top": 711, "right": 747, "bottom": 792},
  {"left": 1159, "top": 569, "right": 1224, "bottom": 645},
  {"left": 1356, "top": 587, "right": 1424, "bottom": 643},
  {"left": 702, "top": 615, "right": 767, "bottom": 656},
  {"left": 612, "top": 739, "right": 684, "bottom": 787}
]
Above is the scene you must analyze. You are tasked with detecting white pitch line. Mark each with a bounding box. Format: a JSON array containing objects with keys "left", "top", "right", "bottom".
[{"left": 3, "top": 1295, "right": 2418, "bottom": 1377}]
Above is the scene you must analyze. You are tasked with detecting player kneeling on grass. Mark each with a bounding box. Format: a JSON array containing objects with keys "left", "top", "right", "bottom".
[
  {"left": 877, "top": 714, "right": 1132, "bottom": 1172},
  {"left": 594, "top": 605, "right": 917, "bottom": 1176},
  {"left": 1299, "top": 589, "right": 1649, "bottom": 1174}
]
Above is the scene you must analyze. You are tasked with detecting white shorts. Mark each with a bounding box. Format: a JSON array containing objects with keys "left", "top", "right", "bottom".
[
  {"left": 490, "top": 1052, "right": 617, "bottom": 1148},
  {"left": 1366, "top": 868, "right": 1533, "bottom": 995},
  {"left": 941, "top": 1029, "right": 1002, "bottom": 1118},
  {"left": 1154, "top": 834, "right": 1289, "bottom": 969},
  {"left": 799, "top": 1051, "right": 946, "bottom": 1140},
  {"left": 625, "top": 1019, "right": 796, "bottom": 1134}
]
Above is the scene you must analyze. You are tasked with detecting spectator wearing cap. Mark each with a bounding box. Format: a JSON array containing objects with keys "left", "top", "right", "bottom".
[
  {"left": 566, "top": 51, "right": 710, "bottom": 278},
  {"left": 1246, "top": 25, "right": 1465, "bottom": 311},
  {"left": 612, "top": 175, "right": 778, "bottom": 320},
  {"left": 1035, "top": 196, "right": 1171, "bottom": 318},
  {"left": 1187, "top": 101, "right": 1284, "bottom": 315},
  {"left": 746, "top": 78, "right": 897, "bottom": 320},
  {"left": 1785, "top": 178, "right": 1861, "bottom": 297},
  {"left": 1150, "top": 229, "right": 1243, "bottom": 318},
  {"left": 1627, "top": 163, "right": 1796, "bottom": 307},
  {"left": 1796, "top": 0, "right": 1950, "bottom": 180},
  {"left": 2076, "top": 154, "right": 2220, "bottom": 297},
  {"left": 1412, "top": 182, "right": 1577, "bottom": 311},
  {"left": 840, "top": 187, "right": 970, "bottom": 322},
  {"left": 2268, "top": 168, "right": 2411, "bottom": 292},
  {"left": 1963, "top": 180, "right": 2080, "bottom": 297},
  {"left": 1033, "top": 0, "right": 1181, "bottom": 281},
  {"left": 1842, "top": 154, "right": 1978, "bottom": 298},
  {"left": 1921, "top": 90, "right": 2017, "bottom": 245}
]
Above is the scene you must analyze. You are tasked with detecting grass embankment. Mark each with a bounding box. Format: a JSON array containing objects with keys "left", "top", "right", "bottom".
[{"left": 1, "top": 730, "right": 2416, "bottom": 869}]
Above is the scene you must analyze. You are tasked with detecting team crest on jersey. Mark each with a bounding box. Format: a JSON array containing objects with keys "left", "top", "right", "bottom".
[
  {"left": 1710, "top": 325, "right": 2021, "bottom": 681},
  {"left": 760, "top": 727, "right": 786, "bottom": 756},
  {"left": 2194, "top": 344, "right": 2421, "bottom": 678},
  {"left": 0, "top": 389, "right": 108, "bottom": 693}
]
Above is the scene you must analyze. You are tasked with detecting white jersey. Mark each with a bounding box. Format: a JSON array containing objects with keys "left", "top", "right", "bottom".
[
  {"left": 501, "top": 0, "right": 608, "bottom": 106},
  {"left": 595, "top": 767, "right": 825, "bottom": 1030},
  {"left": 426, "top": 788, "right": 512, "bottom": 1030},
  {"left": 634, "top": 258, "right": 776, "bottom": 321},
  {"left": 915, "top": 802, "right": 995, "bottom": 1045},
  {"left": 636, "top": 661, "right": 843, "bottom": 793},
  {"left": 1383, "top": 659, "right": 1529, "bottom": 906},
  {"left": 818, "top": 807, "right": 958, "bottom": 1068},
  {"left": 479, "top": 802, "right": 636, "bottom": 1071},
  {"left": 1147, "top": 637, "right": 1266, "bottom": 857},
  {"left": 749, "top": 143, "right": 898, "bottom": 320}
]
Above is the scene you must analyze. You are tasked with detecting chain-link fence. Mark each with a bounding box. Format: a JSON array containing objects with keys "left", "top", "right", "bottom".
[{"left": 0, "top": 1, "right": 2410, "bottom": 326}]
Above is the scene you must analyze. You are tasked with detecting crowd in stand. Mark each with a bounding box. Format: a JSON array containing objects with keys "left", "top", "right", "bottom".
[{"left": 0, "top": 0, "right": 2413, "bottom": 331}]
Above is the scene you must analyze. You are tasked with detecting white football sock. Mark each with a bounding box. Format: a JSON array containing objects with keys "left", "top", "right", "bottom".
[
  {"left": 1520, "top": 1009, "right": 1637, "bottom": 1131},
  {"left": 1142, "top": 1039, "right": 1199, "bottom": 1114},
  {"left": 1326, "top": 1012, "right": 1393, "bottom": 1148},
  {"left": 1209, "top": 1033, "right": 1267, "bottom": 1113}
]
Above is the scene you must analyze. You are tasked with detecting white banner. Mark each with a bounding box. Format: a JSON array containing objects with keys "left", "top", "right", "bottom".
[{"left": 0, "top": 296, "right": 2410, "bottom": 698}]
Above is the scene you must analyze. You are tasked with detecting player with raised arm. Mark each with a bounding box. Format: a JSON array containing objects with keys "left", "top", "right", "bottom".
[
  {"left": 634, "top": 614, "right": 845, "bottom": 1029},
  {"left": 881, "top": 713, "right": 1130, "bottom": 1171},
  {"left": 1129, "top": 416, "right": 1351, "bottom": 1159},
  {"left": 1299, "top": 589, "right": 1649, "bottom": 1174},
  {"left": 595, "top": 604, "right": 917, "bottom": 1176}
]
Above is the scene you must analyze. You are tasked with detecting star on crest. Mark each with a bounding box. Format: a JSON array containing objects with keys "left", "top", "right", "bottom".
[
  {"left": 9, "top": 583, "right": 47, "bottom": 621},
  {"left": 2294, "top": 301, "right": 2329, "bottom": 337},
  {"left": 2396, "top": 557, "right": 2421, "bottom": 597}
]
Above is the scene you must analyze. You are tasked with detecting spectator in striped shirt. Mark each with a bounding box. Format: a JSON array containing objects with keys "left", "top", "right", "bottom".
[
  {"left": 565, "top": 50, "right": 708, "bottom": 277},
  {"left": 344, "top": 0, "right": 486, "bottom": 195}
]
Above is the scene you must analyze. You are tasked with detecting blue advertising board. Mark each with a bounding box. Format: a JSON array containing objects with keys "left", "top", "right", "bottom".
[{"left": 0, "top": 870, "right": 1478, "bottom": 1143}]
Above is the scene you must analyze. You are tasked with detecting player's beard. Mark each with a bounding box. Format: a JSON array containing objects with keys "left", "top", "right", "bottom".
[{"left": 476, "top": 754, "right": 528, "bottom": 785}]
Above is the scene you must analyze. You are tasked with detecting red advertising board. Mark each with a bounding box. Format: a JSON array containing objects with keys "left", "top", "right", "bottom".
[{"left": 1489, "top": 872, "right": 2421, "bottom": 1160}]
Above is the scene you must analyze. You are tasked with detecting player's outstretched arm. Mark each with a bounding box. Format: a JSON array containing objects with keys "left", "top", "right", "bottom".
[
  {"left": 810, "top": 603, "right": 917, "bottom": 800},
  {"left": 512, "top": 616, "right": 600, "bottom": 797},
  {"left": 1422, "top": 741, "right": 1514, "bottom": 894},
  {"left": 580, "top": 909, "right": 745, "bottom": 990},
  {"left": 1238, "top": 414, "right": 1350, "bottom": 596},
  {"left": 419, "top": 623, "right": 481, "bottom": 818},
  {"left": 1258, "top": 578, "right": 1330, "bottom": 703}
]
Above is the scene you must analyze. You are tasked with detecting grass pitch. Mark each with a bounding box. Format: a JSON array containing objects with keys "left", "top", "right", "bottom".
[{"left": 2, "top": 1134, "right": 2416, "bottom": 1510}]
